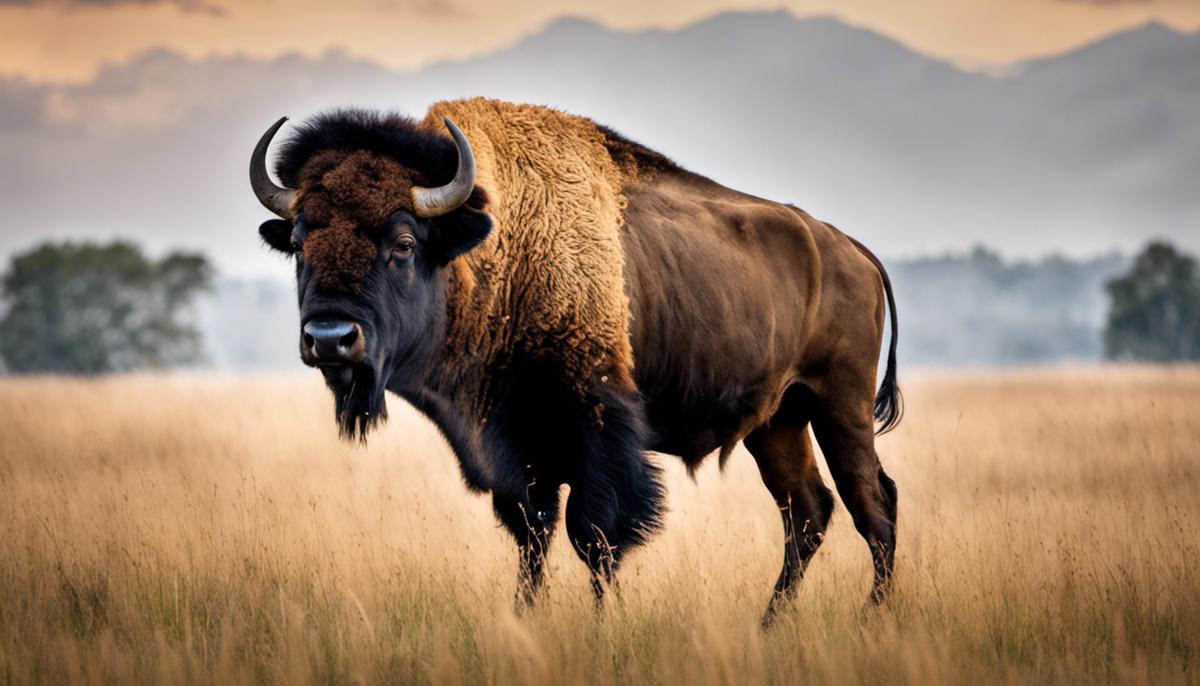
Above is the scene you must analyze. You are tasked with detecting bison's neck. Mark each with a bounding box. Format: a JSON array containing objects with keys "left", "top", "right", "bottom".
[
  {"left": 404, "top": 99, "right": 647, "bottom": 490},
  {"left": 381, "top": 269, "right": 496, "bottom": 492},
  {"left": 396, "top": 384, "right": 494, "bottom": 492},
  {"left": 424, "top": 259, "right": 500, "bottom": 422}
]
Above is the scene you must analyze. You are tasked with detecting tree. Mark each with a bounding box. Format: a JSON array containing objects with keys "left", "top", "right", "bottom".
[
  {"left": 1104, "top": 241, "right": 1200, "bottom": 362},
  {"left": 0, "top": 241, "right": 212, "bottom": 374}
]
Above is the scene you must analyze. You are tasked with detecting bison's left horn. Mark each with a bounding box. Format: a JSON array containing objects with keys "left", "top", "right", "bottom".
[
  {"left": 411, "top": 117, "right": 476, "bottom": 218},
  {"left": 250, "top": 116, "right": 298, "bottom": 219}
]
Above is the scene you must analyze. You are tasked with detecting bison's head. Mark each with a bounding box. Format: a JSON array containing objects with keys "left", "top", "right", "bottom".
[{"left": 250, "top": 112, "right": 492, "bottom": 440}]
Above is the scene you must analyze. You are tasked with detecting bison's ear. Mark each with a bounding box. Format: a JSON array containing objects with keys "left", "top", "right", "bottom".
[
  {"left": 259, "top": 219, "right": 296, "bottom": 254},
  {"left": 428, "top": 208, "right": 492, "bottom": 265}
]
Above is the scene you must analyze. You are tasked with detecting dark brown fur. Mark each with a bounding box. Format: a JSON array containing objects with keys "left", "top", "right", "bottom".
[
  {"left": 615, "top": 153, "right": 901, "bottom": 620},
  {"left": 297, "top": 151, "right": 421, "bottom": 291}
]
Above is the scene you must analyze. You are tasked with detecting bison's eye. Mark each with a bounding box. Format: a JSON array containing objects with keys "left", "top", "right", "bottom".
[
  {"left": 391, "top": 234, "right": 416, "bottom": 262},
  {"left": 290, "top": 219, "right": 308, "bottom": 252}
]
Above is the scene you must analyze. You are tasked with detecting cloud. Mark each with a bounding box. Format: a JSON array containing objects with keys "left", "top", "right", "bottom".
[
  {"left": 0, "top": 0, "right": 224, "bottom": 16},
  {"left": 369, "top": 0, "right": 469, "bottom": 19},
  {"left": 1057, "top": 0, "right": 1155, "bottom": 5}
]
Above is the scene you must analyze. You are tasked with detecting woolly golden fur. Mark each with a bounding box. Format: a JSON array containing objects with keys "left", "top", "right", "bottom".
[{"left": 426, "top": 99, "right": 638, "bottom": 409}]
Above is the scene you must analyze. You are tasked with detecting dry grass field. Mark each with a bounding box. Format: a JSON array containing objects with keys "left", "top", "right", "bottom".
[{"left": 0, "top": 369, "right": 1197, "bottom": 685}]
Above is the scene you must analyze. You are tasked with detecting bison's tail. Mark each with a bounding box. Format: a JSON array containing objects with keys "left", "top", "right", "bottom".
[{"left": 847, "top": 235, "right": 903, "bottom": 435}]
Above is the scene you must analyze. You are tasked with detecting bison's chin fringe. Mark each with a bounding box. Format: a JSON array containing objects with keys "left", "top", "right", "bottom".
[{"left": 331, "top": 367, "right": 388, "bottom": 443}]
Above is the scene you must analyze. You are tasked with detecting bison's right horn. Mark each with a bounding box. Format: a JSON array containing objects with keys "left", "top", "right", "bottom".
[
  {"left": 411, "top": 117, "right": 476, "bottom": 218},
  {"left": 250, "top": 116, "right": 298, "bottom": 219}
]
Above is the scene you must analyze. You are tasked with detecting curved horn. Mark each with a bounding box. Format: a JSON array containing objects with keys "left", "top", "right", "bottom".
[
  {"left": 250, "top": 116, "right": 297, "bottom": 218},
  {"left": 411, "top": 117, "right": 476, "bottom": 218}
]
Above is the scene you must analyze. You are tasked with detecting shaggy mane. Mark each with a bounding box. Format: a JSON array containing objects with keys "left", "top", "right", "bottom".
[
  {"left": 274, "top": 109, "right": 461, "bottom": 191},
  {"left": 596, "top": 125, "right": 682, "bottom": 178}
]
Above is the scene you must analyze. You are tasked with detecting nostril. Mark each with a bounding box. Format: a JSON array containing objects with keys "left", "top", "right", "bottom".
[
  {"left": 338, "top": 329, "right": 358, "bottom": 348},
  {"left": 303, "top": 333, "right": 315, "bottom": 348}
]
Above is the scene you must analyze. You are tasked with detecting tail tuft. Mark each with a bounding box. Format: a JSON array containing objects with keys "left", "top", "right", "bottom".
[{"left": 873, "top": 347, "right": 903, "bottom": 435}]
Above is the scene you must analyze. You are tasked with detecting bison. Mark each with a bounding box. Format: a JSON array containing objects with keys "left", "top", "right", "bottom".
[{"left": 250, "top": 98, "right": 901, "bottom": 623}]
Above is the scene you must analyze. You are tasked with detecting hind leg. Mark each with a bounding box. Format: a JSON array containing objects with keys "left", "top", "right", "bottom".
[
  {"left": 812, "top": 383, "right": 898, "bottom": 604},
  {"left": 745, "top": 389, "right": 834, "bottom": 625}
]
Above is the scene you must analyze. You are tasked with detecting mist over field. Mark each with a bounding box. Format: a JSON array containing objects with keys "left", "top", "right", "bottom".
[{"left": 196, "top": 248, "right": 1129, "bottom": 371}]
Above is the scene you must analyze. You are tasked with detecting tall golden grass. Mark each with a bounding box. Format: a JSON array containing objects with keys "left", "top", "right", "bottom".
[{"left": 0, "top": 369, "right": 1197, "bottom": 684}]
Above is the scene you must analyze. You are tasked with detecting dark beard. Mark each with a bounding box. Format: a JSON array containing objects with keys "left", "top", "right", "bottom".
[{"left": 323, "top": 364, "right": 388, "bottom": 442}]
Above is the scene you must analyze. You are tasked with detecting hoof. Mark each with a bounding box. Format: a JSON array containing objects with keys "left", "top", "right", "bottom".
[{"left": 760, "top": 592, "right": 789, "bottom": 630}]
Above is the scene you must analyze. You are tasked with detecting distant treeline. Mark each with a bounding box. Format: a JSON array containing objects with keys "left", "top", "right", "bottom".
[
  {"left": 3, "top": 241, "right": 1198, "bottom": 373},
  {"left": 0, "top": 242, "right": 211, "bottom": 374},
  {"left": 890, "top": 247, "right": 1127, "bottom": 367}
]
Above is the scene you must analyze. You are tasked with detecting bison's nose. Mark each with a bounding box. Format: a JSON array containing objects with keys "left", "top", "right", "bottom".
[{"left": 302, "top": 320, "right": 365, "bottom": 364}]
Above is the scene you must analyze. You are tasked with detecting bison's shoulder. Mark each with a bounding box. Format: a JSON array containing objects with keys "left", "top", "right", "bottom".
[{"left": 425, "top": 98, "right": 639, "bottom": 414}]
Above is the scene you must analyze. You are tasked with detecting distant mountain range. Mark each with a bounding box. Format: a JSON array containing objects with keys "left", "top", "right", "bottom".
[{"left": 1, "top": 11, "right": 1197, "bottom": 276}]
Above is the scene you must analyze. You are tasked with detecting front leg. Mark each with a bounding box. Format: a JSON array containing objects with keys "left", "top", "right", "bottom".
[
  {"left": 564, "top": 388, "right": 666, "bottom": 605},
  {"left": 483, "top": 360, "right": 664, "bottom": 608},
  {"left": 493, "top": 480, "right": 561, "bottom": 609}
]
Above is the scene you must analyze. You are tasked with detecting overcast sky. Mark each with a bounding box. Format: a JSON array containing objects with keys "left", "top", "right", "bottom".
[{"left": 2, "top": 0, "right": 1199, "bottom": 82}]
